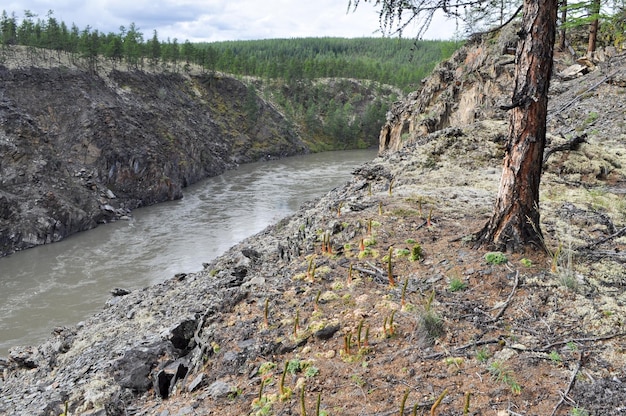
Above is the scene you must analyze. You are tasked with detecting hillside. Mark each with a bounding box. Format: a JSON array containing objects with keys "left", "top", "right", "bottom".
[
  {"left": 2, "top": 29, "right": 626, "bottom": 416},
  {"left": 0, "top": 48, "right": 307, "bottom": 257}
]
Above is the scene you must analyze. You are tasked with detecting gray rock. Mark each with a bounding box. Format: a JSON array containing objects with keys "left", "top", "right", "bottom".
[
  {"left": 187, "top": 373, "right": 206, "bottom": 393},
  {"left": 207, "top": 380, "right": 234, "bottom": 399}
]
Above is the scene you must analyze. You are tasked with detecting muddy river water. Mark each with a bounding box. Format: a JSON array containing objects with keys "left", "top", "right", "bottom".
[{"left": 0, "top": 149, "right": 376, "bottom": 355}]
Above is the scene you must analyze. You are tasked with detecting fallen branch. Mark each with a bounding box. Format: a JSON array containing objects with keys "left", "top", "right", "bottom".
[
  {"left": 422, "top": 338, "right": 502, "bottom": 360},
  {"left": 487, "top": 271, "right": 519, "bottom": 323},
  {"left": 575, "top": 226, "right": 626, "bottom": 251},
  {"left": 543, "top": 133, "right": 588, "bottom": 164},
  {"left": 540, "top": 332, "right": 626, "bottom": 352},
  {"left": 352, "top": 264, "right": 386, "bottom": 284},
  {"left": 550, "top": 70, "right": 620, "bottom": 118},
  {"left": 549, "top": 351, "right": 590, "bottom": 416}
]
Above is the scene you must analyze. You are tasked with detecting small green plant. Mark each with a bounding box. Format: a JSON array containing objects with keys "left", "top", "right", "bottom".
[
  {"left": 60, "top": 401, "right": 69, "bottom": 416},
  {"left": 356, "top": 319, "right": 365, "bottom": 349},
  {"left": 416, "top": 290, "right": 444, "bottom": 345},
  {"left": 306, "top": 256, "right": 317, "bottom": 280},
  {"left": 304, "top": 366, "right": 319, "bottom": 378},
  {"left": 383, "top": 310, "right": 397, "bottom": 337},
  {"left": 350, "top": 374, "right": 366, "bottom": 388},
  {"left": 405, "top": 238, "right": 416, "bottom": 244},
  {"left": 488, "top": 361, "right": 521, "bottom": 394},
  {"left": 570, "top": 407, "right": 589, "bottom": 416},
  {"left": 293, "top": 310, "right": 300, "bottom": 338},
  {"left": 300, "top": 384, "right": 307, "bottom": 416},
  {"left": 395, "top": 248, "right": 411, "bottom": 257},
  {"left": 558, "top": 272, "right": 579, "bottom": 292},
  {"left": 448, "top": 277, "right": 467, "bottom": 292},
  {"left": 476, "top": 348, "right": 490, "bottom": 363},
  {"left": 400, "top": 278, "right": 409, "bottom": 306},
  {"left": 287, "top": 359, "right": 302, "bottom": 375},
  {"left": 584, "top": 111, "right": 599, "bottom": 125},
  {"left": 410, "top": 244, "right": 423, "bottom": 261},
  {"left": 548, "top": 350, "right": 562, "bottom": 364},
  {"left": 520, "top": 258, "right": 532, "bottom": 267},
  {"left": 279, "top": 361, "right": 290, "bottom": 398},
  {"left": 484, "top": 251, "right": 507, "bottom": 265},
  {"left": 463, "top": 391, "right": 471, "bottom": 415},
  {"left": 258, "top": 362, "right": 277, "bottom": 376},
  {"left": 444, "top": 357, "right": 464, "bottom": 367}
]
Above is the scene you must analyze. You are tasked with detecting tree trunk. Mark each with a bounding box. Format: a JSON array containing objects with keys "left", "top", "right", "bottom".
[
  {"left": 587, "top": 0, "right": 601, "bottom": 56},
  {"left": 559, "top": 0, "right": 567, "bottom": 50},
  {"left": 477, "top": 0, "right": 558, "bottom": 251}
]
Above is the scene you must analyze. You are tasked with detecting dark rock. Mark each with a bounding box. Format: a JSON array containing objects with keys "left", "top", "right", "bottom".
[
  {"left": 112, "top": 342, "right": 171, "bottom": 393},
  {"left": 110, "top": 287, "right": 131, "bottom": 297},
  {"left": 314, "top": 324, "right": 341, "bottom": 340},
  {"left": 153, "top": 360, "right": 188, "bottom": 399},
  {"left": 241, "top": 248, "right": 261, "bottom": 260},
  {"left": 169, "top": 320, "right": 198, "bottom": 352}
]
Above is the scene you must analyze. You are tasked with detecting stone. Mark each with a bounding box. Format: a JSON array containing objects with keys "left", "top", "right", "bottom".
[
  {"left": 207, "top": 380, "right": 233, "bottom": 399},
  {"left": 187, "top": 373, "right": 206, "bottom": 393},
  {"left": 110, "top": 287, "right": 131, "bottom": 297},
  {"left": 559, "top": 64, "right": 588, "bottom": 80},
  {"left": 314, "top": 324, "right": 341, "bottom": 340}
]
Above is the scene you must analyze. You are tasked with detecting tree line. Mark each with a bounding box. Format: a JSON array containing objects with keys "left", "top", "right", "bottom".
[{"left": 0, "top": 10, "right": 458, "bottom": 91}]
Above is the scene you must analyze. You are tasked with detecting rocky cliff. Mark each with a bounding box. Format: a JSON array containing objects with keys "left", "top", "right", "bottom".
[
  {"left": 0, "top": 61, "right": 306, "bottom": 257},
  {"left": 378, "top": 24, "right": 625, "bottom": 153}
]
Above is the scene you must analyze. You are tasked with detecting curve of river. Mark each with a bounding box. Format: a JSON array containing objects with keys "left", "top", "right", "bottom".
[{"left": 0, "top": 149, "right": 376, "bottom": 355}]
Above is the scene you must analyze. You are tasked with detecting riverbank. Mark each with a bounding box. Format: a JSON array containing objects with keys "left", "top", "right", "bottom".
[
  {"left": 0, "top": 150, "right": 376, "bottom": 356},
  {"left": 2, "top": 114, "right": 626, "bottom": 414}
]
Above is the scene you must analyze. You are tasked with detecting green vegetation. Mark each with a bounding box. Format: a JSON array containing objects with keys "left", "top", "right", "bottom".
[
  {"left": 448, "top": 277, "right": 467, "bottom": 292},
  {"left": 484, "top": 251, "right": 508, "bottom": 265},
  {"left": 202, "top": 37, "right": 460, "bottom": 92},
  {"left": 488, "top": 361, "right": 522, "bottom": 394},
  {"left": 0, "top": 10, "right": 463, "bottom": 151}
]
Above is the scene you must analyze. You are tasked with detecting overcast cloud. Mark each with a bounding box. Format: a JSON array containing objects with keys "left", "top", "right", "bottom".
[{"left": 3, "top": 1, "right": 457, "bottom": 42}]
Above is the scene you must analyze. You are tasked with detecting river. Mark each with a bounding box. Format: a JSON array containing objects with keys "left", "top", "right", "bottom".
[{"left": 0, "top": 149, "right": 376, "bottom": 355}]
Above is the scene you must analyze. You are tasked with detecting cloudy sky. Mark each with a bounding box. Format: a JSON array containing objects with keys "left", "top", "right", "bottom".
[{"left": 3, "top": 1, "right": 458, "bottom": 43}]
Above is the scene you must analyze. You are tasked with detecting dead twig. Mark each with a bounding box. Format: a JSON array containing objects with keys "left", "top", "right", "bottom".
[
  {"left": 422, "top": 338, "right": 502, "bottom": 360},
  {"left": 543, "top": 133, "right": 587, "bottom": 164},
  {"left": 487, "top": 271, "right": 519, "bottom": 323},
  {"left": 550, "top": 70, "right": 621, "bottom": 119},
  {"left": 575, "top": 225, "right": 626, "bottom": 251},
  {"left": 549, "top": 351, "right": 590, "bottom": 416},
  {"left": 540, "top": 332, "right": 626, "bottom": 352}
]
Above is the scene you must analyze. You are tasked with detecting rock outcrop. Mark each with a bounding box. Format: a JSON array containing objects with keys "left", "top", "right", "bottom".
[
  {"left": 378, "top": 24, "right": 625, "bottom": 154},
  {"left": 0, "top": 62, "right": 306, "bottom": 257}
]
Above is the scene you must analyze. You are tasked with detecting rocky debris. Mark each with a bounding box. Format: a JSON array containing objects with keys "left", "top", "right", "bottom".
[
  {"left": 0, "top": 52, "right": 307, "bottom": 257},
  {"left": 560, "top": 63, "right": 590, "bottom": 79}
]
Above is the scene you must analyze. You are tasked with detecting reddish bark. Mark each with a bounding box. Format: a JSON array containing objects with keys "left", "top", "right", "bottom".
[
  {"left": 587, "top": 0, "right": 601, "bottom": 56},
  {"left": 477, "top": 0, "right": 558, "bottom": 251}
]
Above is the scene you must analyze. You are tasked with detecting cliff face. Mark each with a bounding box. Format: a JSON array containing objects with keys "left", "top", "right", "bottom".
[
  {"left": 378, "top": 26, "right": 518, "bottom": 153},
  {"left": 378, "top": 25, "right": 626, "bottom": 154},
  {"left": 0, "top": 66, "right": 306, "bottom": 257}
]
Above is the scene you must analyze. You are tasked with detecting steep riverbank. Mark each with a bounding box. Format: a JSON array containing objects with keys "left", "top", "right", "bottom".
[{"left": 0, "top": 54, "right": 308, "bottom": 257}]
